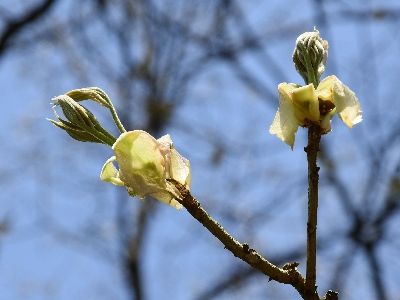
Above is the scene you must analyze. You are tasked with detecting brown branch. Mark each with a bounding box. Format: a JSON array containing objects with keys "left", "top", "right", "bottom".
[
  {"left": 169, "top": 179, "right": 320, "bottom": 300},
  {"left": 322, "top": 290, "right": 339, "bottom": 300},
  {"left": 304, "top": 123, "right": 322, "bottom": 299}
]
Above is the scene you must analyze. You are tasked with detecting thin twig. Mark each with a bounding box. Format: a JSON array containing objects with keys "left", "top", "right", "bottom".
[
  {"left": 304, "top": 123, "right": 322, "bottom": 298},
  {"left": 170, "top": 179, "right": 320, "bottom": 300}
]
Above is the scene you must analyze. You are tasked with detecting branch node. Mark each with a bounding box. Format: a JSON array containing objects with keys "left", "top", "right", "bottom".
[
  {"left": 283, "top": 261, "right": 300, "bottom": 270},
  {"left": 322, "top": 290, "right": 339, "bottom": 300}
]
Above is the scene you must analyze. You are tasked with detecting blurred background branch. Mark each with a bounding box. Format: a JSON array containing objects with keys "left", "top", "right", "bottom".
[{"left": 1, "top": 0, "right": 400, "bottom": 299}]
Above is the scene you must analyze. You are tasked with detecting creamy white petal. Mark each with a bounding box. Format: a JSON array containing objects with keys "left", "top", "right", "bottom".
[
  {"left": 157, "top": 134, "right": 173, "bottom": 148},
  {"left": 270, "top": 83, "right": 299, "bottom": 149},
  {"left": 100, "top": 156, "right": 125, "bottom": 186},
  {"left": 170, "top": 148, "right": 191, "bottom": 189},
  {"left": 332, "top": 77, "right": 362, "bottom": 128},
  {"left": 112, "top": 130, "right": 169, "bottom": 199},
  {"left": 151, "top": 190, "right": 182, "bottom": 210},
  {"left": 320, "top": 108, "right": 336, "bottom": 134},
  {"left": 169, "top": 199, "right": 183, "bottom": 210},
  {"left": 316, "top": 76, "right": 334, "bottom": 100},
  {"left": 292, "top": 83, "right": 320, "bottom": 122},
  {"left": 158, "top": 134, "right": 192, "bottom": 190}
]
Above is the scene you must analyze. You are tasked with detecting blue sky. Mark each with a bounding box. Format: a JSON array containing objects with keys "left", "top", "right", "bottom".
[{"left": 1, "top": 0, "right": 400, "bottom": 299}]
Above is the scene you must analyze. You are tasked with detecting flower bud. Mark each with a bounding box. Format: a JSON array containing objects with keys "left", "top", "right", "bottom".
[
  {"left": 292, "top": 29, "right": 328, "bottom": 86},
  {"left": 55, "top": 95, "right": 93, "bottom": 126},
  {"left": 48, "top": 95, "right": 116, "bottom": 146},
  {"left": 66, "top": 87, "right": 111, "bottom": 108}
]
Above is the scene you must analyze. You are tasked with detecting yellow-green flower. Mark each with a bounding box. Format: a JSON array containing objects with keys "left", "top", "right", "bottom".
[
  {"left": 270, "top": 75, "right": 362, "bottom": 149},
  {"left": 100, "top": 130, "right": 191, "bottom": 210}
]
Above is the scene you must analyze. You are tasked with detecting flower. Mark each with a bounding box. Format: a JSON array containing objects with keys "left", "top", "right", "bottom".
[
  {"left": 270, "top": 75, "right": 362, "bottom": 149},
  {"left": 100, "top": 130, "right": 191, "bottom": 210}
]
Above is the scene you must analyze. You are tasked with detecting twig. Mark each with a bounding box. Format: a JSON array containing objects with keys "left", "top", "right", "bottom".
[
  {"left": 304, "top": 123, "right": 322, "bottom": 298},
  {"left": 170, "top": 179, "right": 320, "bottom": 300}
]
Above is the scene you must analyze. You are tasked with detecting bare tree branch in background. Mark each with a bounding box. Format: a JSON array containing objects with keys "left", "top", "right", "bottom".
[
  {"left": 1, "top": 0, "right": 400, "bottom": 299},
  {"left": 0, "top": 0, "right": 57, "bottom": 56}
]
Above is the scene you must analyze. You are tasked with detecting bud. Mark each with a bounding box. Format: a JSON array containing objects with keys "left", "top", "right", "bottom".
[
  {"left": 293, "top": 28, "right": 328, "bottom": 86},
  {"left": 100, "top": 130, "right": 192, "bottom": 210},
  {"left": 49, "top": 117, "right": 106, "bottom": 144},
  {"left": 55, "top": 95, "right": 93, "bottom": 127},
  {"left": 48, "top": 95, "right": 116, "bottom": 146},
  {"left": 66, "top": 87, "right": 111, "bottom": 108}
]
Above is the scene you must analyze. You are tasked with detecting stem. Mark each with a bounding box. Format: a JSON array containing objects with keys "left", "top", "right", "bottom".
[
  {"left": 169, "top": 179, "right": 320, "bottom": 300},
  {"left": 109, "top": 104, "right": 126, "bottom": 134},
  {"left": 90, "top": 87, "right": 127, "bottom": 134},
  {"left": 304, "top": 123, "right": 321, "bottom": 298}
]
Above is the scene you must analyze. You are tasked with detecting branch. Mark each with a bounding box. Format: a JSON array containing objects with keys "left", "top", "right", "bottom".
[
  {"left": 304, "top": 123, "right": 322, "bottom": 298},
  {"left": 170, "top": 179, "right": 320, "bottom": 300},
  {"left": 0, "top": 0, "right": 57, "bottom": 56}
]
